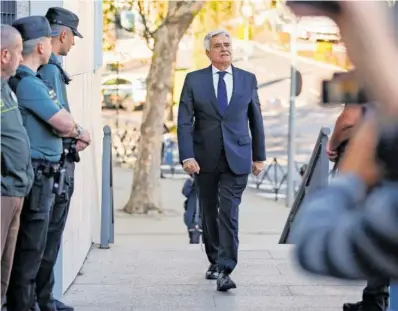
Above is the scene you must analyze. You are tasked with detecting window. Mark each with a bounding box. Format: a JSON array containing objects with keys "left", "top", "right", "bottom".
[
  {"left": 132, "top": 79, "right": 146, "bottom": 90},
  {"left": 0, "top": 1, "right": 17, "bottom": 25}
]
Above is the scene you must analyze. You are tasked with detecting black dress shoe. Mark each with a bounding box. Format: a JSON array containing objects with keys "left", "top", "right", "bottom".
[
  {"left": 216, "top": 272, "right": 237, "bottom": 292},
  {"left": 343, "top": 300, "right": 388, "bottom": 311},
  {"left": 30, "top": 303, "right": 41, "bottom": 311},
  {"left": 205, "top": 264, "right": 218, "bottom": 280},
  {"left": 54, "top": 299, "right": 74, "bottom": 311},
  {"left": 343, "top": 302, "right": 363, "bottom": 311}
]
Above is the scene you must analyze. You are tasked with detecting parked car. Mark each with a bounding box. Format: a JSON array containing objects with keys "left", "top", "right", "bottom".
[
  {"left": 278, "top": 16, "right": 340, "bottom": 43},
  {"left": 119, "top": 9, "right": 144, "bottom": 35},
  {"left": 297, "top": 17, "right": 340, "bottom": 42},
  {"left": 101, "top": 74, "right": 146, "bottom": 111}
]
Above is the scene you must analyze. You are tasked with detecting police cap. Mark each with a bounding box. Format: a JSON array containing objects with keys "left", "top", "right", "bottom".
[
  {"left": 45, "top": 7, "right": 83, "bottom": 38},
  {"left": 12, "top": 16, "right": 59, "bottom": 41}
]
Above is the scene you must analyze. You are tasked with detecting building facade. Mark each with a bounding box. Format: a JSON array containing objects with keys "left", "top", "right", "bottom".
[{"left": 1, "top": 0, "right": 103, "bottom": 296}]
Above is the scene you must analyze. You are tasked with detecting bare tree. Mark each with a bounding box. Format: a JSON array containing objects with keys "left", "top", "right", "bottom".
[{"left": 124, "top": 1, "right": 204, "bottom": 214}]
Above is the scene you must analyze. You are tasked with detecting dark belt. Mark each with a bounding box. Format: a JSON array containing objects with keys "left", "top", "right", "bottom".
[
  {"left": 62, "top": 142, "right": 73, "bottom": 149},
  {"left": 31, "top": 160, "right": 60, "bottom": 177}
]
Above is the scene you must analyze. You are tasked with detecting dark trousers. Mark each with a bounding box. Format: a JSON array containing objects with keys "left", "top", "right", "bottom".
[
  {"left": 7, "top": 166, "right": 55, "bottom": 311},
  {"left": 363, "top": 278, "right": 390, "bottom": 309},
  {"left": 196, "top": 151, "right": 248, "bottom": 274},
  {"left": 35, "top": 161, "right": 75, "bottom": 311},
  {"left": 161, "top": 142, "right": 165, "bottom": 163}
]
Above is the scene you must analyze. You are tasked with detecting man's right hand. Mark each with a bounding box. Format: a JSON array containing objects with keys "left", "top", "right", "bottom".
[{"left": 183, "top": 159, "right": 200, "bottom": 174}]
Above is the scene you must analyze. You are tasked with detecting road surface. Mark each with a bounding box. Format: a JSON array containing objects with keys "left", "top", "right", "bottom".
[{"left": 232, "top": 42, "right": 342, "bottom": 163}]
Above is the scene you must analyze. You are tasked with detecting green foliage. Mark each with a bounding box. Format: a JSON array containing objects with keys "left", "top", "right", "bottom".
[
  {"left": 103, "top": 0, "right": 117, "bottom": 51},
  {"left": 196, "top": 1, "right": 235, "bottom": 30},
  {"left": 192, "top": 1, "right": 237, "bottom": 69}
]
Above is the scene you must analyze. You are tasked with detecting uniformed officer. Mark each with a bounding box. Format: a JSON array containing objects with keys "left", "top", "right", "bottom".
[
  {"left": 0, "top": 24, "right": 34, "bottom": 306},
  {"left": 5, "top": 16, "right": 91, "bottom": 311},
  {"left": 35, "top": 7, "right": 90, "bottom": 311}
]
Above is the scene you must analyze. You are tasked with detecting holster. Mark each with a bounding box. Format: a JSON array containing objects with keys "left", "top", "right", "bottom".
[
  {"left": 53, "top": 168, "right": 66, "bottom": 195},
  {"left": 63, "top": 140, "right": 80, "bottom": 163},
  {"left": 52, "top": 151, "right": 68, "bottom": 195}
]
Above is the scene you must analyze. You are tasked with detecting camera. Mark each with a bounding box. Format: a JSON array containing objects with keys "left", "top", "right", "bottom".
[{"left": 321, "top": 77, "right": 368, "bottom": 106}]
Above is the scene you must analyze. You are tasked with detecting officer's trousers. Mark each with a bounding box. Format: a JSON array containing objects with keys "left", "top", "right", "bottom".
[
  {"left": 6, "top": 165, "right": 55, "bottom": 311},
  {"left": 1, "top": 196, "right": 24, "bottom": 304},
  {"left": 36, "top": 161, "right": 75, "bottom": 311}
]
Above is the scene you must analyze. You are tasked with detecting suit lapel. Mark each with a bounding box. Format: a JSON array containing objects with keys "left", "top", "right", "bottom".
[{"left": 204, "top": 65, "right": 221, "bottom": 116}]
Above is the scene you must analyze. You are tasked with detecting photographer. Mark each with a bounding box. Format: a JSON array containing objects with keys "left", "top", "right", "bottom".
[
  {"left": 325, "top": 72, "right": 389, "bottom": 311},
  {"left": 287, "top": 0, "right": 398, "bottom": 280},
  {"left": 326, "top": 72, "right": 363, "bottom": 165}
]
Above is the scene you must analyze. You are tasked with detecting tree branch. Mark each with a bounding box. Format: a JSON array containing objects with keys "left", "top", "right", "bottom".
[
  {"left": 164, "top": 1, "right": 205, "bottom": 27},
  {"left": 137, "top": 0, "right": 156, "bottom": 50}
]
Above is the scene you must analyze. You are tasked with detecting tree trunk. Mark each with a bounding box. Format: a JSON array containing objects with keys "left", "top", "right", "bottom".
[
  {"left": 124, "top": 1, "right": 204, "bottom": 214},
  {"left": 166, "top": 60, "right": 176, "bottom": 122}
]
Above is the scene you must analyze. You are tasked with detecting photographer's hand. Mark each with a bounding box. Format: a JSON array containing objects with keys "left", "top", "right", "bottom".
[
  {"left": 326, "top": 140, "right": 338, "bottom": 162},
  {"left": 338, "top": 115, "right": 381, "bottom": 188}
]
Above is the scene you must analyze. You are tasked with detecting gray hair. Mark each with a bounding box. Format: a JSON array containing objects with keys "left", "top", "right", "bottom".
[
  {"left": 1, "top": 24, "right": 22, "bottom": 50},
  {"left": 22, "top": 37, "right": 46, "bottom": 56},
  {"left": 203, "top": 29, "right": 231, "bottom": 51},
  {"left": 50, "top": 24, "right": 70, "bottom": 34}
]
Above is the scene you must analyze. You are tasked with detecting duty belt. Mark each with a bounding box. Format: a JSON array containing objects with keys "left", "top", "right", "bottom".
[
  {"left": 62, "top": 138, "right": 73, "bottom": 149},
  {"left": 31, "top": 160, "right": 60, "bottom": 177}
]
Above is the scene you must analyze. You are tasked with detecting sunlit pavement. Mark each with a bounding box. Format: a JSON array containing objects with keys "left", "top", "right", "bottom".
[{"left": 63, "top": 166, "right": 364, "bottom": 311}]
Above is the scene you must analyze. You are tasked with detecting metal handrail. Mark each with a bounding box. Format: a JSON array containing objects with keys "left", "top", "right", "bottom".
[
  {"left": 279, "top": 127, "right": 330, "bottom": 244},
  {"left": 108, "top": 127, "right": 336, "bottom": 201}
]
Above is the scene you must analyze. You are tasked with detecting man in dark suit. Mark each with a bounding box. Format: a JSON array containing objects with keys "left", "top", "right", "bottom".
[{"left": 177, "top": 29, "right": 266, "bottom": 292}]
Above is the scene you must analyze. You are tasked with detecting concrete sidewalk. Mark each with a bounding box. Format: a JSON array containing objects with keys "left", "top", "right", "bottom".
[{"left": 63, "top": 166, "right": 364, "bottom": 311}]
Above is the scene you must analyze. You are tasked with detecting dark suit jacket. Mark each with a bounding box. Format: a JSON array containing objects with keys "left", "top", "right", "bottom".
[{"left": 177, "top": 65, "right": 266, "bottom": 175}]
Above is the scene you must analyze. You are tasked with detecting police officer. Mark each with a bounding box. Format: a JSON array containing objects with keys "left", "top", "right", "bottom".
[
  {"left": 6, "top": 16, "right": 90, "bottom": 311},
  {"left": 35, "top": 8, "right": 90, "bottom": 311},
  {"left": 0, "top": 24, "right": 34, "bottom": 306}
]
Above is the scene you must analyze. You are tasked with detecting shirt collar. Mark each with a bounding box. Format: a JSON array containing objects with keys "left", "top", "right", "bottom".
[
  {"left": 1, "top": 77, "right": 8, "bottom": 91},
  {"left": 49, "top": 52, "right": 61, "bottom": 65},
  {"left": 212, "top": 65, "right": 233, "bottom": 75},
  {"left": 17, "top": 65, "right": 36, "bottom": 76}
]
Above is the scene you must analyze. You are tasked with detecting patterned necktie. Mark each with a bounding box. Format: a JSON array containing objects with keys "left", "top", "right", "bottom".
[{"left": 217, "top": 71, "right": 228, "bottom": 116}]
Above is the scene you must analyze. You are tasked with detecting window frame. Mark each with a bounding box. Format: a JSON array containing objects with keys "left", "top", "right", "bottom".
[{"left": 0, "top": 1, "right": 17, "bottom": 25}]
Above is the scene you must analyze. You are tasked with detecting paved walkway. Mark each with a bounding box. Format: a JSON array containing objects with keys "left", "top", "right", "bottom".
[{"left": 63, "top": 166, "right": 364, "bottom": 311}]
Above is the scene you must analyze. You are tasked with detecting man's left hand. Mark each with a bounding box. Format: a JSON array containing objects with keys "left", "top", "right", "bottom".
[
  {"left": 252, "top": 161, "right": 265, "bottom": 176},
  {"left": 76, "top": 140, "right": 88, "bottom": 152}
]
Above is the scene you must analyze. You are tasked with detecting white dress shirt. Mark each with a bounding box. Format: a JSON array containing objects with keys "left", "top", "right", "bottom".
[{"left": 212, "top": 65, "right": 233, "bottom": 104}]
